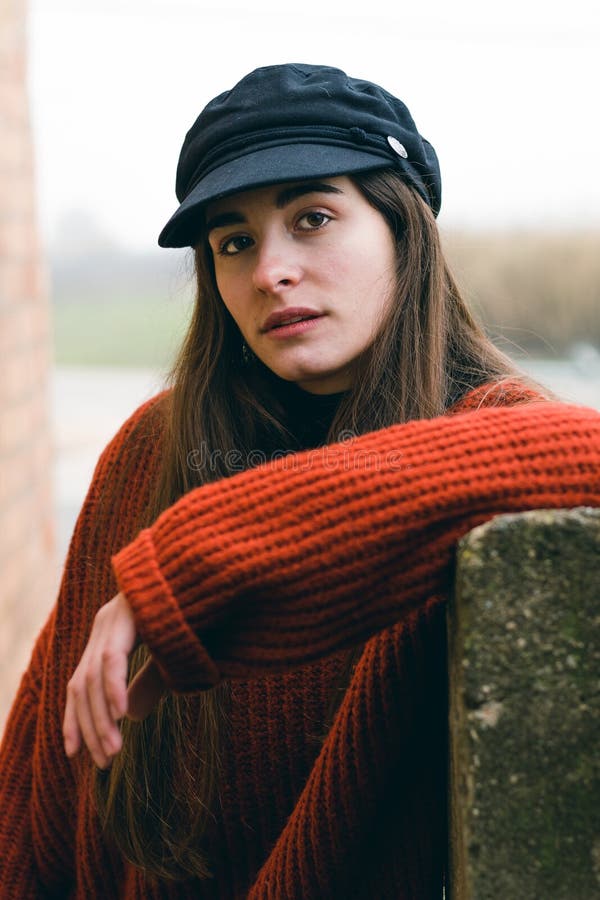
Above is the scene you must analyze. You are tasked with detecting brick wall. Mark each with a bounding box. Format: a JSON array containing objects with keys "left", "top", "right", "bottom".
[{"left": 0, "top": 0, "right": 55, "bottom": 732}]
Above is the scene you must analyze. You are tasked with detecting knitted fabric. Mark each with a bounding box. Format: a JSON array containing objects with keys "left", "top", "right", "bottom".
[{"left": 1, "top": 382, "right": 599, "bottom": 898}]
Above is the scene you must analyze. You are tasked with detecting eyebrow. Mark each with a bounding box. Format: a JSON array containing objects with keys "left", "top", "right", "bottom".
[{"left": 205, "top": 182, "right": 344, "bottom": 235}]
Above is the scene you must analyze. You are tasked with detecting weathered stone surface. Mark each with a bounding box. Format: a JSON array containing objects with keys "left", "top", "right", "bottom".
[{"left": 448, "top": 507, "right": 600, "bottom": 900}]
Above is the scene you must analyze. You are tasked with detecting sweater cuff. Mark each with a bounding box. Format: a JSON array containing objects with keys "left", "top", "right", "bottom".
[{"left": 111, "top": 528, "right": 221, "bottom": 693}]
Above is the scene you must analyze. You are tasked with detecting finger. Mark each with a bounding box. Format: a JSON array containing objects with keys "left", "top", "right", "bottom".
[
  {"left": 101, "top": 645, "right": 130, "bottom": 722},
  {"left": 63, "top": 682, "right": 82, "bottom": 758},
  {"left": 74, "top": 680, "right": 111, "bottom": 769},
  {"left": 86, "top": 661, "right": 123, "bottom": 760},
  {"left": 127, "top": 658, "right": 167, "bottom": 721}
]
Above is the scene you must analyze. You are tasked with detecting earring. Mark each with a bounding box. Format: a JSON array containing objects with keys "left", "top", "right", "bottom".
[{"left": 241, "top": 341, "right": 252, "bottom": 366}]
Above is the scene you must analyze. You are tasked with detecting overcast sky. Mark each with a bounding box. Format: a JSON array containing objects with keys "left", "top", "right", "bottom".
[{"left": 28, "top": 0, "right": 600, "bottom": 253}]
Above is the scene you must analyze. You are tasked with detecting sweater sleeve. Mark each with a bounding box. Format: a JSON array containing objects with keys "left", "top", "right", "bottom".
[{"left": 112, "top": 398, "right": 600, "bottom": 693}]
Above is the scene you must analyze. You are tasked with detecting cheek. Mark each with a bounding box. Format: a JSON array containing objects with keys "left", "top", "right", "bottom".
[
  {"left": 214, "top": 271, "right": 242, "bottom": 320},
  {"left": 337, "top": 225, "right": 395, "bottom": 284},
  {"left": 315, "top": 244, "right": 367, "bottom": 290},
  {"left": 214, "top": 274, "right": 259, "bottom": 344},
  {"left": 362, "top": 235, "right": 397, "bottom": 295},
  {"left": 213, "top": 267, "right": 229, "bottom": 303},
  {"left": 338, "top": 245, "right": 396, "bottom": 305}
]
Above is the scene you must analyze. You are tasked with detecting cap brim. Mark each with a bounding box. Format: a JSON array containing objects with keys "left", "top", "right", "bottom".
[{"left": 158, "top": 143, "right": 391, "bottom": 248}]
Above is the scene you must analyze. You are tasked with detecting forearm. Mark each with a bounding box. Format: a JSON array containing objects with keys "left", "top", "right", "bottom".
[{"left": 113, "top": 401, "right": 600, "bottom": 691}]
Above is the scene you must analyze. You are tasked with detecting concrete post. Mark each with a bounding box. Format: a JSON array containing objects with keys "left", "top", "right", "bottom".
[{"left": 448, "top": 507, "right": 600, "bottom": 899}]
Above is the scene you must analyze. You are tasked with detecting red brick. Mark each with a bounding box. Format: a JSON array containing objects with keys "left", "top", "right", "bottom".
[
  {"left": 0, "top": 447, "right": 31, "bottom": 505},
  {"left": 0, "top": 489, "right": 35, "bottom": 557},
  {"left": 0, "top": 388, "right": 47, "bottom": 452},
  {"left": 0, "top": 552, "right": 25, "bottom": 620},
  {"left": 0, "top": 0, "right": 55, "bottom": 734},
  {"left": 0, "top": 171, "right": 35, "bottom": 219},
  {"left": 0, "top": 82, "right": 28, "bottom": 125},
  {"left": 0, "top": 302, "right": 40, "bottom": 353},
  {"left": 1, "top": 341, "right": 49, "bottom": 403},
  {"left": 0, "top": 260, "right": 48, "bottom": 309},
  {"left": 0, "top": 127, "right": 31, "bottom": 173},
  {"left": 0, "top": 218, "right": 37, "bottom": 257}
]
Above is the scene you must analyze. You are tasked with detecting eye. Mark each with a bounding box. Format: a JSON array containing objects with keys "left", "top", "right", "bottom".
[
  {"left": 296, "top": 211, "right": 331, "bottom": 231},
  {"left": 217, "top": 234, "right": 254, "bottom": 256}
]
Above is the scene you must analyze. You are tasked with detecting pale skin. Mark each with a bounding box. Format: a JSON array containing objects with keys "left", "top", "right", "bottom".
[
  {"left": 63, "top": 592, "right": 164, "bottom": 768},
  {"left": 63, "top": 175, "right": 397, "bottom": 768}
]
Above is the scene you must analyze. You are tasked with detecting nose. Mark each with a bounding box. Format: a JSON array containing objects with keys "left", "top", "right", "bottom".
[{"left": 252, "top": 233, "right": 302, "bottom": 294}]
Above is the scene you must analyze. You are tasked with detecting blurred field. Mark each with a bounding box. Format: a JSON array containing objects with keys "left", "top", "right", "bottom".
[
  {"left": 50, "top": 230, "right": 600, "bottom": 367},
  {"left": 52, "top": 293, "right": 192, "bottom": 369},
  {"left": 442, "top": 229, "right": 600, "bottom": 358},
  {"left": 49, "top": 242, "right": 194, "bottom": 368}
]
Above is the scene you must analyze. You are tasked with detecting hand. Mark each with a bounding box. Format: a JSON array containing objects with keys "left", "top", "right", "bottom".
[{"left": 63, "top": 592, "right": 166, "bottom": 768}]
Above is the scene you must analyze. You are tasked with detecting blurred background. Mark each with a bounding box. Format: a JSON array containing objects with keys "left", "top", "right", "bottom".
[{"left": 1, "top": 0, "right": 599, "bottom": 729}]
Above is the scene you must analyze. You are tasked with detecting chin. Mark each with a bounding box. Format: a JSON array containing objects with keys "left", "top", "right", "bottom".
[{"left": 257, "top": 352, "right": 352, "bottom": 392}]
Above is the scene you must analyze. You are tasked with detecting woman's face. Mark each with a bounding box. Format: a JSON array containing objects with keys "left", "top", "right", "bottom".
[{"left": 205, "top": 175, "right": 397, "bottom": 394}]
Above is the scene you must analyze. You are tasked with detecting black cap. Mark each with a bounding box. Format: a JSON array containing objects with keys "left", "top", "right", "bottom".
[{"left": 158, "top": 63, "right": 441, "bottom": 248}]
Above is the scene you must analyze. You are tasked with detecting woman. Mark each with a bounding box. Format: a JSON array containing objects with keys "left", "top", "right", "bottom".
[{"left": 1, "top": 63, "right": 599, "bottom": 899}]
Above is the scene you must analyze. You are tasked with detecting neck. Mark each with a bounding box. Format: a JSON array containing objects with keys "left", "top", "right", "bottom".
[{"left": 279, "top": 380, "right": 347, "bottom": 450}]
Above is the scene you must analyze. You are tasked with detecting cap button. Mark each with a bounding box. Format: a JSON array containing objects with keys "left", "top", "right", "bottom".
[{"left": 387, "top": 136, "right": 408, "bottom": 159}]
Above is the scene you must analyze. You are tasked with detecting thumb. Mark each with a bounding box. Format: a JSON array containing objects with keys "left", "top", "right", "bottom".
[{"left": 126, "top": 658, "right": 167, "bottom": 721}]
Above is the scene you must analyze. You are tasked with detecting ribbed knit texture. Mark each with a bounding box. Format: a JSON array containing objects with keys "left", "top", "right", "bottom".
[{"left": 1, "top": 383, "right": 599, "bottom": 898}]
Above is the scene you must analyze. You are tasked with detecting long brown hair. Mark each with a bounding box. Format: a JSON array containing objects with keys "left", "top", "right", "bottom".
[{"left": 95, "top": 170, "right": 525, "bottom": 881}]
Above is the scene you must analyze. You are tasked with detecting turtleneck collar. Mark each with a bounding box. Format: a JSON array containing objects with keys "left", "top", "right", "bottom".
[{"left": 278, "top": 381, "right": 347, "bottom": 450}]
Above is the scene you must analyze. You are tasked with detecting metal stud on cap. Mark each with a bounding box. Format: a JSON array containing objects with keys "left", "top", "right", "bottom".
[{"left": 387, "top": 136, "right": 408, "bottom": 158}]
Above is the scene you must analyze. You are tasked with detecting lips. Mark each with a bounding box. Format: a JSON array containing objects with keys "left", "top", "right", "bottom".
[{"left": 262, "top": 307, "right": 323, "bottom": 332}]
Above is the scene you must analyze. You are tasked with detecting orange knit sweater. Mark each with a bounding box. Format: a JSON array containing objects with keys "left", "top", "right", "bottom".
[{"left": 1, "top": 383, "right": 599, "bottom": 899}]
